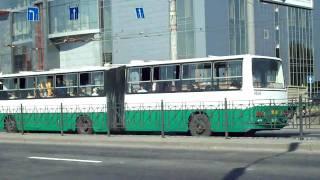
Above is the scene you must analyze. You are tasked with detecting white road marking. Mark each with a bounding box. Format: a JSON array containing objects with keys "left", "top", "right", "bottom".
[{"left": 28, "top": 156, "right": 102, "bottom": 163}]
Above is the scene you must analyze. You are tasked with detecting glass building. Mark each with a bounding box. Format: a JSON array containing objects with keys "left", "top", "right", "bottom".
[{"left": 0, "top": 0, "right": 319, "bottom": 96}]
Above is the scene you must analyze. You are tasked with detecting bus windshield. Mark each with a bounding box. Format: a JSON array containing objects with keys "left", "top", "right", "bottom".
[{"left": 252, "top": 58, "right": 284, "bottom": 89}]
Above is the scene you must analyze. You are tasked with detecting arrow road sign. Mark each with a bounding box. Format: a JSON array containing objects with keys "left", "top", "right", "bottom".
[
  {"left": 136, "top": 8, "right": 145, "bottom": 19},
  {"left": 69, "top": 7, "right": 79, "bottom": 20},
  {"left": 27, "top": 7, "right": 39, "bottom": 21}
]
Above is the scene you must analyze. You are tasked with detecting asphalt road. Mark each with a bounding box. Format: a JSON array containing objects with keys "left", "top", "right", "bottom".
[
  {"left": 254, "top": 128, "right": 320, "bottom": 139},
  {"left": 0, "top": 143, "right": 319, "bottom": 180}
]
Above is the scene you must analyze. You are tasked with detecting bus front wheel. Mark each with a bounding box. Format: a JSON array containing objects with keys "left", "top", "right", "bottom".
[
  {"left": 76, "top": 115, "right": 93, "bottom": 134},
  {"left": 189, "top": 114, "right": 211, "bottom": 136},
  {"left": 4, "top": 115, "right": 17, "bottom": 133}
]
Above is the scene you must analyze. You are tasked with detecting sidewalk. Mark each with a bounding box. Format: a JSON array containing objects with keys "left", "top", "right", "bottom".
[{"left": 1, "top": 132, "right": 320, "bottom": 153}]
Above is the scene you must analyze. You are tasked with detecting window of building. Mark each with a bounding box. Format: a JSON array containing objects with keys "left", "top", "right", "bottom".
[
  {"left": 264, "top": 29, "right": 269, "bottom": 40},
  {"left": 49, "top": 0, "right": 99, "bottom": 34}
]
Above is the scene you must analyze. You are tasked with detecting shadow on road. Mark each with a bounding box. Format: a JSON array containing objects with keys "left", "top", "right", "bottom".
[{"left": 222, "top": 142, "right": 300, "bottom": 180}]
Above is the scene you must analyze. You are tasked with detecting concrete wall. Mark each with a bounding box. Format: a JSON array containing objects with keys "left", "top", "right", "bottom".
[
  {"left": 59, "top": 41, "right": 101, "bottom": 68},
  {"left": 111, "top": 0, "right": 170, "bottom": 64}
]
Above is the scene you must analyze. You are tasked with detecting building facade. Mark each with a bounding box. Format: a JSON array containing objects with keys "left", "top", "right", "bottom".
[{"left": 0, "top": 0, "right": 319, "bottom": 95}]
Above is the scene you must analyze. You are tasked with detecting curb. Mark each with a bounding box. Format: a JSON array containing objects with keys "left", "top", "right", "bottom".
[{"left": 1, "top": 133, "right": 320, "bottom": 153}]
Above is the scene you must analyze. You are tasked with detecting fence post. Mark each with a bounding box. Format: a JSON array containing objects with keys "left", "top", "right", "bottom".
[
  {"left": 20, "top": 104, "right": 24, "bottom": 135},
  {"left": 224, "top": 98, "right": 229, "bottom": 139},
  {"left": 291, "top": 98, "right": 295, "bottom": 128},
  {"left": 107, "top": 103, "right": 111, "bottom": 137},
  {"left": 60, "top": 103, "right": 64, "bottom": 136},
  {"left": 161, "top": 100, "right": 165, "bottom": 138},
  {"left": 299, "top": 95, "right": 304, "bottom": 140},
  {"left": 308, "top": 100, "right": 311, "bottom": 129}
]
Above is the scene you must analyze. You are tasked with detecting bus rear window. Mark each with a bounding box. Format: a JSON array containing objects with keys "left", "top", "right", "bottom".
[{"left": 252, "top": 58, "right": 284, "bottom": 89}]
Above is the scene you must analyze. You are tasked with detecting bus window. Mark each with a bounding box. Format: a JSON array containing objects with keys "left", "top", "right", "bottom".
[
  {"left": 37, "top": 76, "right": 54, "bottom": 98},
  {"left": 92, "top": 71, "right": 104, "bottom": 96},
  {"left": 182, "top": 63, "right": 212, "bottom": 91},
  {"left": 127, "top": 67, "right": 151, "bottom": 93},
  {"left": 2, "top": 78, "right": 18, "bottom": 99},
  {"left": 79, "top": 71, "right": 104, "bottom": 96},
  {"left": 19, "top": 78, "right": 26, "bottom": 98},
  {"left": 214, "top": 61, "right": 242, "bottom": 90},
  {"left": 252, "top": 59, "right": 284, "bottom": 89},
  {"left": 0, "top": 79, "right": 7, "bottom": 100},
  {"left": 25, "top": 77, "right": 36, "bottom": 99},
  {"left": 153, "top": 65, "right": 180, "bottom": 93},
  {"left": 19, "top": 77, "right": 36, "bottom": 99},
  {"left": 19, "top": 78, "right": 26, "bottom": 89},
  {"left": 56, "top": 74, "right": 77, "bottom": 97}
]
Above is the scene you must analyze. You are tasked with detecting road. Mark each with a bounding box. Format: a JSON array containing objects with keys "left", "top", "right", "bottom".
[
  {"left": 0, "top": 143, "right": 319, "bottom": 180},
  {"left": 254, "top": 128, "right": 320, "bottom": 139}
]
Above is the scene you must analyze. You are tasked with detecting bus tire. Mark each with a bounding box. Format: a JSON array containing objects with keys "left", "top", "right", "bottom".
[
  {"left": 4, "top": 115, "right": 17, "bottom": 133},
  {"left": 244, "top": 130, "right": 256, "bottom": 137},
  {"left": 76, "top": 115, "right": 93, "bottom": 134},
  {"left": 189, "top": 114, "right": 211, "bottom": 136}
]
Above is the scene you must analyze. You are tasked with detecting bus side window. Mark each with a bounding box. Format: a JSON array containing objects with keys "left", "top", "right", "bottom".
[
  {"left": 128, "top": 67, "right": 151, "bottom": 93},
  {"left": 19, "top": 78, "right": 27, "bottom": 98},
  {"left": 79, "top": 71, "right": 103, "bottom": 97}
]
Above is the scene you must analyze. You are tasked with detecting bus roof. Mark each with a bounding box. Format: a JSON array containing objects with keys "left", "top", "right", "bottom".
[
  {"left": 0, "top": 54, "right": 281, "bottom": 78},
  {"left": 0, "top": 65, "right": 122, "bottom": 78},
  {"left": 127, "top": 54, "right": 281, "bottom": 67}
]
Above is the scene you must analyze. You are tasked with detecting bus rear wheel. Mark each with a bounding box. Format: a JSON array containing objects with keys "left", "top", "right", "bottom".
[
  {"left": 76, "top": 115, "right": 93, "bottom": 134},
  {"left": 189, "top": 114, "right": 211, "bottom": 136},
  {"left": 4, "top": 116, "right": 17, "bottom": 133}
]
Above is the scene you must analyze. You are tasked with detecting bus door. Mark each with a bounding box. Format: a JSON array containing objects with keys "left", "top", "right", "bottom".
[{"left": 105, "top": 66, "right": 126, "bottom": 131}]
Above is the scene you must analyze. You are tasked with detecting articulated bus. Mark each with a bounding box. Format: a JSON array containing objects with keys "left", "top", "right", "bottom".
[{"left": 0, "top": 55, "right": 289, "bottom": 136}]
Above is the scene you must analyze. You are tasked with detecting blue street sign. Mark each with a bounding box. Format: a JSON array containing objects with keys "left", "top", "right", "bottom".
[
  {"left": 69, "top": 7, "right": 79, "bottom": 20},
  {"left": 27, "top": 7, "right": 39, "bottom": 21},
  {"left": 136, "top": 8, "right": 145, "bottom": 19},
  {"left": 307, "top": 75, "right": 313, "bottom": 83}
]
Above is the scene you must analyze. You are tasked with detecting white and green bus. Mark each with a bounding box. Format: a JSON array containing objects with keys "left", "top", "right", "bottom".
[
  {"left": 0, "top": 55, "right": 289, "bottom": 136},
  {"left": 0, "top": 66, "right": 124, "bottom": 134}
]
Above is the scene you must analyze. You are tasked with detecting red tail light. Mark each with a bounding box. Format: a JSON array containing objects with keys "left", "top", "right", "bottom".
[{"left": 256, "top": 111, "right": 265, "bottom": 117}]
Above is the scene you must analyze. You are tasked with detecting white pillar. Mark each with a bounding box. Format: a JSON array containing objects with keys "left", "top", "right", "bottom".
[
  {"left": 247, "top": 0, "right": 255, "bottom": 54},
  {"left": 170, "top": 0, "right": 177, "bottom": 60}
]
